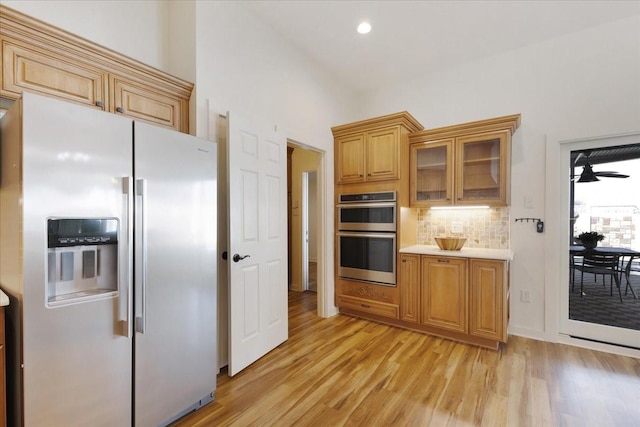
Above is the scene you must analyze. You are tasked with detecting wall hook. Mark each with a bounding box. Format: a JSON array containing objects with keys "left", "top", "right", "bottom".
[{"left": 515, "top": 217, "right": 544, "bottom": 233}]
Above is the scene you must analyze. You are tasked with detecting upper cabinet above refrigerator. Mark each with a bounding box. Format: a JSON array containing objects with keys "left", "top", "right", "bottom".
[{"left": 0, "top": 5, "right": 193, "bottom": 132}]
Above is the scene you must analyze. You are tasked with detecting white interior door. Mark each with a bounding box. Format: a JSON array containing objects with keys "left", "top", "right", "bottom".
[{"left": 227, "top": 111, "right": 288, "bottom": 376}]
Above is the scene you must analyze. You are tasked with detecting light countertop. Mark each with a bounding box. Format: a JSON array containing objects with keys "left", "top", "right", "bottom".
[
  {"left": 1, "top": 289, "right": 8, "bottom": 307},
  {"left": 400, "top": 245, "right": 513, "bottom": 261}
]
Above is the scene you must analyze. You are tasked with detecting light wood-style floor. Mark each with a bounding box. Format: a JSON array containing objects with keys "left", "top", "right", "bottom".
[{"left": 174, "top": 292, "right": 640, "bottom": 426}]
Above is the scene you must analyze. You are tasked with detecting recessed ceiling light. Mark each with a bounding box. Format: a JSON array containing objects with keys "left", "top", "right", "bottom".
[{"left": 357, "top": 22, "right": 371, "bottom": 34}]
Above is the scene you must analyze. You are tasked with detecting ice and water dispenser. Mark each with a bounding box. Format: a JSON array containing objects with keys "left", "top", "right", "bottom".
[{"left": 46, "top": 218, "right": 119, "bottom": 306}]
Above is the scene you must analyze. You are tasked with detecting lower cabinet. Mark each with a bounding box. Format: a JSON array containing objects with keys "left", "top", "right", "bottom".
[
  {"left": 469, "top": 259, "right": 508, "bottom": 342},
  {"left": 399, "top": 253, "right": 509, "bottom": 349},
  {"left": 336, "top": 278, "right": 400, "bottom": 320},
  {"left": 337, "top": 254, "right": 509, "bottom": 349},
  {"left": 399, "top": 254, "right": 420, "bottom": 323},
  {"left": 421, "top": 256, "right": 468, "bottom": 333}
]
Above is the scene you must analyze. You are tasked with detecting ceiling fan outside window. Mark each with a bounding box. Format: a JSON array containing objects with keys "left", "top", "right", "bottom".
[{"left": 572, "top": 150, "right": 630, "bottom": 183}]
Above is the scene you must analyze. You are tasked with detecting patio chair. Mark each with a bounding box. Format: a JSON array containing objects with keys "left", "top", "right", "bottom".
[{"left": 573, "top": 252, "right": 623, "bottom": 302}]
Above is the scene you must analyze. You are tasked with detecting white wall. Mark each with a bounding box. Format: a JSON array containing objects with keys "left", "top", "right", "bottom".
[
  {"left": 191, "top": 1, "right": 359, "bottom": 316},
  {"left": 359, "top": 15, "right": 640, "bottom": 339},
  {"left": 3, "top": 0, "right": 172, "bottom": 76}
]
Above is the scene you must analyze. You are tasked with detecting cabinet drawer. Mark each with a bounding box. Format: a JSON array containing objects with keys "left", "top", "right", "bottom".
[{"left": 338, "top": 294, "right": 399, "bottom": 319}]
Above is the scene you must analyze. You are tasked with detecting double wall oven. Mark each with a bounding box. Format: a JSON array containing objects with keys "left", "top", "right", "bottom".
[{"left": 337, "top": 191, "right": 397, "bottom": 286}]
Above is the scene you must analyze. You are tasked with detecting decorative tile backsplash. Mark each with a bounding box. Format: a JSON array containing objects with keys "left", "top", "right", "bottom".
[{"left": 417, "top": 207, "right": 510, "bottom": 249}]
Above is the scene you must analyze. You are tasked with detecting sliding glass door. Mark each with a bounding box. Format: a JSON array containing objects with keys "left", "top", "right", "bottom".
[{"left": 557, "top": 135, "right": 640, "bottom": 349}]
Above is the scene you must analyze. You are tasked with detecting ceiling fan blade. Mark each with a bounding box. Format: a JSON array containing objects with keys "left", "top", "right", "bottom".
[{"left": 593, "top": 172, "right": 630, "bottom": 178}]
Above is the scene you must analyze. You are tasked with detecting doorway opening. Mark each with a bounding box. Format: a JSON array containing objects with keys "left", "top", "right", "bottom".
[{"left": 287, "top": 142, "right": 323, "bottom": 300}]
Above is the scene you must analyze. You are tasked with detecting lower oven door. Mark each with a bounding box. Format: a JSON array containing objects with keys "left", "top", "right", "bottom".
[{"left": 337, "top": 231, "right": 396, "bottom": 286}]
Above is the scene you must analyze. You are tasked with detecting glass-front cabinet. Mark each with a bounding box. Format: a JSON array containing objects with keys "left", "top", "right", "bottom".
[
  {"left": 408, "top": 115, "right": 520, "bottom": 208},
  {"left": 410, "top": 139, "right": 453, "bottom": 206},
  {"left": 456, "top": 130, "right": 509, "bottom": 205}
]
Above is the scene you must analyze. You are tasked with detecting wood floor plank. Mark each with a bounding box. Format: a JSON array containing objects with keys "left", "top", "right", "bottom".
[{"left": 172, "top": 291, "right": 640, "bottom": 426}]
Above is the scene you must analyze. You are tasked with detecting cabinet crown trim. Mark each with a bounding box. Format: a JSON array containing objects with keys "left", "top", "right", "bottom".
[
  {"left": 408, "top": 114, "right": 521, "bottom": 143},
  {"left": 331, "top": 111, "right": 424, "bottom": 136}
]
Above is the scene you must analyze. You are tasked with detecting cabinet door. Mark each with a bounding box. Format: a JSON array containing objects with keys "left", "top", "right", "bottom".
[
  {"left": 400, "top": 254, "right": 420, "bottom": 323},
  {"left": 469, "top": 259, "right": 507, "bottom": 342},
  {"left": 1, "top": 37, "right": 108, "bottom": 110},
  {"left": 366, "top": 127, "right": 400, "bottom": 181},
  {"left": 410, "top": 139, "right": 454, "bottom": 207},
  {"left": 335, "top": 133, "right": 366, "bottom": 184},
  {"left": 421, "top": 256, "right": 467, "bottom": 333},
  {"left": 111, "top": 76, "right": 185, "bottom": 132},
  {"left": 455, "top": 130, "right": 509, "bottom": 206}
]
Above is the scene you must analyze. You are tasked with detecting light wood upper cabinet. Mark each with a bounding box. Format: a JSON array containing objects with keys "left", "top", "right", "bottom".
[
  {"left": 111, "top": 76, "right": 185, "bottom": 131},
  {"left": 335, "top": 126, "right": 400, "bottom": 184},
  {"left": 0, "top": 5, "right": 193, "bottom": 133},
  {"left": 469, "top": 259, "right": 508, "bottom": 342},
  {"left": 335, "top": 133, "right": 366, "bottom": 183},
  {"left": 409, "top": 114, "right": 520, "bottom": 207},
  {"left": 410, "top": 138, "right": 454, "bottom": 206},
  {"left": 366, "top": 127, "right": 400, "bottom": 181},
  {"left": 456, "top": 130, "right": 509, "bottom": 205},
  {"left": 420, "top": 256, "right": 468, "bottom": 333},
  {"left": 332, "top": 112, "right": 423, "bottom": 185},
  {"left": 2, "top": 37, "right": 109, "bottom": 110}
]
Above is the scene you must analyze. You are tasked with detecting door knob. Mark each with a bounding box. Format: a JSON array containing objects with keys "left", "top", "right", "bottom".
[
  {"left": 222, "top": 251, "right": 228, "bottom": 260},
  {"left": 233, "top": 254, "right": 250, "bottom": 263}
]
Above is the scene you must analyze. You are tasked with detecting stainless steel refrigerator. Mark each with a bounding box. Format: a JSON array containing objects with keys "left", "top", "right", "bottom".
[{"left": 0, "top": 92, "right": 217, "bottom": 426}]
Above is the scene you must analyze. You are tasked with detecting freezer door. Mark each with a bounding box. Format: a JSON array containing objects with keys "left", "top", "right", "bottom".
[
  {"left": 17, "top": 92, "right": 133, "bottom": 426},
  {"left": 133, "top": 122, "right": 217, "bottom": 426}
]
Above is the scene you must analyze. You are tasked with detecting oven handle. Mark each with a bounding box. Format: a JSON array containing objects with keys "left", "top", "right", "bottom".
[
  {"left": 337, "top": 202, "right": 397, "bottom": 209},
  {"left": 337, "top": 231, "right": 397, "bottom": 239}
]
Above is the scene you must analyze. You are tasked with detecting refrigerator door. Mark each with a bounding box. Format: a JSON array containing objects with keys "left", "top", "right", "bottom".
[
  {"left": 133, "top": 122, "right": 217, "bottom": 426},
  {"left": 18, "top": 92, "right": 133, "bottom": 426}
]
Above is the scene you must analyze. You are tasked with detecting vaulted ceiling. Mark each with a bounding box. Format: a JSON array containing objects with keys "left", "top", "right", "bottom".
[{"left": 244, "top": 1, "right": 640, "bottom": 93}]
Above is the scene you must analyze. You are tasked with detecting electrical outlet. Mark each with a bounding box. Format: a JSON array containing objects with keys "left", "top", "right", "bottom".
[
  {"left": 451, "top": 221, "right": 463, "bottom": 233},
  {"left": 521, "top": 290, "right": 530, "bottom": 303}
]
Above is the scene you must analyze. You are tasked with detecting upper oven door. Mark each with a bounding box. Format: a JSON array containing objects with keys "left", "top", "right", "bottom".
[{"left": 337, "top": 202, "right": 396, "bottom": 232}]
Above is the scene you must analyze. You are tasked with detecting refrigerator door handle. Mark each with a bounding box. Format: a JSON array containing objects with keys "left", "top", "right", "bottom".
[
  {"left": 135, "top": 178, "right": 148, "bottom": 334},
  {"left": 121, "top": 176, "right": 134, "bottom": 338}
]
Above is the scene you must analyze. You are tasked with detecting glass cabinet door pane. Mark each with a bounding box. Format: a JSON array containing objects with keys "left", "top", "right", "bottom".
[
  {"left": 415, "top": 145, "right": 449, "bottom": 202},
  {"left": 460, "top": 138, "right": 501, "bottom": 200}
]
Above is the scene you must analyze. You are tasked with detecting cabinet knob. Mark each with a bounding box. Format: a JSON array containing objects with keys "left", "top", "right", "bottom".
[
  {"left": 437, "top": 259, "right": 450, "bottom": 263},
  {"left": 116, "top": 107, "right": 124, "bottom": 113},
  {"left": 96, "top": 101, "right": 104, "bottom": 108},
  {"left": 361, "top": 304, "right": 371, "bottom": 309}
]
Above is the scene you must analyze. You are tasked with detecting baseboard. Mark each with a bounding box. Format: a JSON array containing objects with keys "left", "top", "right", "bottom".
[{"left": 507, "top": 325, "right": 547, "bottom": 341}]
